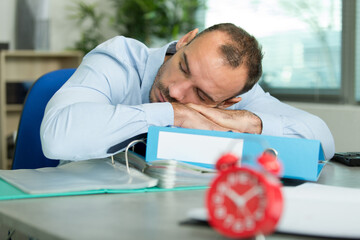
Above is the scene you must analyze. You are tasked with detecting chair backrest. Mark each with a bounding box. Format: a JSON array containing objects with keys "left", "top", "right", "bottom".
[{"left": 12, "top": 68, "right": 76, "bottom": 169}]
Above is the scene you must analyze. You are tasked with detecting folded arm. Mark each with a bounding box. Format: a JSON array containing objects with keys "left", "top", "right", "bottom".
[
  {"left": 40, "top": 45, "right": 173, "bottom": 161},
  {"left": 173, "top": 84, "right": 335, "bottom": 160}
]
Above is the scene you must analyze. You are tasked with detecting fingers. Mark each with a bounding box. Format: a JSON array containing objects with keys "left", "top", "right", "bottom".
[
  {"left": 187, "top": 103, "right": 262, "bottom": 134},
  {"left": 184, "top": 113, "right": 231, "bottom": 132},
  {"left": 172, "top": 102, "right": 230, "bottom": 132},
  {"left": 187, "top": 103, "right": 231, "bottom": 126}
]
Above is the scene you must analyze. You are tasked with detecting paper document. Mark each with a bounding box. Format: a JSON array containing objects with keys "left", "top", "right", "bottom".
[
  {"left": 114, "top": 152, "right": 216, "bottom": 189},
  {"left": 277, "top": 183, "right": 360, "bottom": 238}
]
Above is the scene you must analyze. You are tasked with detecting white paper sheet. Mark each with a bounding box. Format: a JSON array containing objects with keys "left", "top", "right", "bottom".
[
  {"left": 277, "top": 183, "right": 360, "bottom": 238},
  {"left": 157, "top": 131, "right": 243, "bottom": 165},
  {"left": 187, "top": 183, "right": 360, "bottom": 239}
]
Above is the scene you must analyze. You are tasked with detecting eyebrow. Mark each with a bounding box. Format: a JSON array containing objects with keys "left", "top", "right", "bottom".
[{"left": 182, "top": 52, "right": 216, "bottom": 104}]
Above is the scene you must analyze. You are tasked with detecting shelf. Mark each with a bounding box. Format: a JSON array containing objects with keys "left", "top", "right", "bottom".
[
  {"left": 1, "top": 50, "right": 82, "bottom": 57},
  {"left": 3, "top": 52, "right": 81, "bottom": 82},
  {"left": 6, "top": 104, "right": 23, "bottom": 112},
  {"left": 0, "top": 50, "right": 83, "bottom": 169},
  {"left": 4, "top": 78, "right": 36, "bottom": 83}
]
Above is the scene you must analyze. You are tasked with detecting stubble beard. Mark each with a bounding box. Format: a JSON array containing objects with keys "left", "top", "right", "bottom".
[{"left": 149, "top": 61, "right": 176, "bottom": 103}]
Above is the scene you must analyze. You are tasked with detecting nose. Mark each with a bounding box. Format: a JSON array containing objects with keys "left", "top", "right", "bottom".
[{"left": 169, "top": 79, "right": 192, "bottom": 103}]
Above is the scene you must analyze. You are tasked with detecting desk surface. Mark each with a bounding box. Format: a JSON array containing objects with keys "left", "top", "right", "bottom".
[{"left": 0, "top": 161, "right": 359, "bottom": 240}]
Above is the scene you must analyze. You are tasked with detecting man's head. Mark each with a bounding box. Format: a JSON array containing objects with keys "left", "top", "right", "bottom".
[{"left": 149, "top": 23, "right": 263, "bottom": 108}]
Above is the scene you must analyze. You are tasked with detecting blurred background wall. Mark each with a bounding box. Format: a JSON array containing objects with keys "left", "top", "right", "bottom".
[{"left": 0, "top": 0, "right": 359, "bottom": 153}]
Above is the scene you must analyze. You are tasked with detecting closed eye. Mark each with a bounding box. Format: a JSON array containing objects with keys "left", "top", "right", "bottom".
[
  {"left": 179, "top": 52, "right": 191, "bottom": 76},
  {"left": 196, "top": 88, "right": 215, "bottom": 104},
  {"left": 196, "top": 88, "right": 206, "bottom": 102},
  {"left": 178, "top": 62, "right": 187, "bottom": 74}
]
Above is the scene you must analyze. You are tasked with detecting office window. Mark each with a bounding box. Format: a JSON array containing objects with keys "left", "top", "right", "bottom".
[{"left": 205, "top": 0, "right": 346, "bottom": 102}]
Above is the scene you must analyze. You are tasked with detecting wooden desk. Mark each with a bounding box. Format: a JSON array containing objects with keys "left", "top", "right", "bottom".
[{"left": 0, "top": 161, "right": 359, "bottom": 240}]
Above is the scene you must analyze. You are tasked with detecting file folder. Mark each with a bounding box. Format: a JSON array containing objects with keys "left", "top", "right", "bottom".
[
  {"left": 0, "top": 157, "right": 207, "bottom": 201},
  {"left": 146, "top": 126, "right": 326, "bottom": 181}
]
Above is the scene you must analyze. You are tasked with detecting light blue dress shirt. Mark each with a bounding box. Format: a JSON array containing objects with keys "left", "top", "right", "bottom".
[{"left": 40, "top": 36, "right": 335, "bottom": 161}]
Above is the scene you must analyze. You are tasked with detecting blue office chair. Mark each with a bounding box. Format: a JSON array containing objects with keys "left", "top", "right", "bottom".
[{"left": 12, "top": 68, "right": 76, "bottom": 169}]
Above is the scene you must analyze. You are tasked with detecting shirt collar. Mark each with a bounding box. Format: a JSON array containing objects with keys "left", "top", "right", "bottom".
[{"left": 166, "top": 41, "right": 177, "bottom": 55}]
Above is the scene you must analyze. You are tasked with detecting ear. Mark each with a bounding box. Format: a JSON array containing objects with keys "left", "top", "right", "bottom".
[
  {"left": 176, "top": 28, "right": 199, "bottom": 51},
  {"left": 217, "top": 97, "right": 242, "bottom": 109}
]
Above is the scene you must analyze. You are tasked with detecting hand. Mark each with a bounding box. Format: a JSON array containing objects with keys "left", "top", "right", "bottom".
[
  {"left": 224, "top": 186, "right": 253, "bottom": 217},
  {"left": 225, "top": 186, "right": 245, "bottom": 207},
  {"left": 242, "top": 186, "right": 262, "bottom": 202},
  {"left": 187, "top": 104, "right": 263, "bottom": 134},
  {"left": 171, "top": 102, "right": 231, "bottom": 131}
]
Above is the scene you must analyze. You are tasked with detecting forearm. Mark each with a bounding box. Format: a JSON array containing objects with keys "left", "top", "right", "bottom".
[
  {"left": 41, "top": 101, "right": 173, "bottom": 161},
  {"left": 40, "top": 41, "right": 173, "bottom": 161},
  {"left": 232, "top": 84, "right": 335, "bottom": 160},
  {"left": 254, "top": 110, "right": 335, "bottom": 160}
]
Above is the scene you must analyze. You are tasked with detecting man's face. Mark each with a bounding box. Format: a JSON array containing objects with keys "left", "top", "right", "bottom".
[{"left": 149, "top": 31, "right": 248, "bottom": 108}]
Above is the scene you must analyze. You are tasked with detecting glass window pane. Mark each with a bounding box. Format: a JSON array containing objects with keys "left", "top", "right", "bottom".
[{"left": 205, "top": 0, "right": 342, "bottom": 90}]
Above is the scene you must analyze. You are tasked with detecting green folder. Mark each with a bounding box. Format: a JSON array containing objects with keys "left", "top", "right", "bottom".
[
  {"left": 0, "top": 157, "right": 209, "bottom": 201},
  {"left": 0, "top": 178, "right": 207, "bottom": 201}
]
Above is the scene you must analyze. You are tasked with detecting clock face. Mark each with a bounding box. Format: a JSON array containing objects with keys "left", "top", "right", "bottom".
[{"left": 206, "top": 167, "right": 282, "bottom": 238}]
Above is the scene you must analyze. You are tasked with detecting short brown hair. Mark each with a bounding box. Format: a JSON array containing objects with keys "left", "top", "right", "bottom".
[{"left": 195, "top": 23, "right": 263, "bottom": 95}]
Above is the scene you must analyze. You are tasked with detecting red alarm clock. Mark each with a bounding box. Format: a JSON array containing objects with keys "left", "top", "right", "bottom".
[{"left": 206, "top": 152, "right": 283, "bottom": 239}]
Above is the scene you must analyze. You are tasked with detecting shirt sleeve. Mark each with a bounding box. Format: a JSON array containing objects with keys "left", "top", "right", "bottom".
[
  {"left": 232, "top": 84, "right": 335, "bottom": 160},
  {"left": 40, "top": 38, "right": 174, "bottom": 161}
]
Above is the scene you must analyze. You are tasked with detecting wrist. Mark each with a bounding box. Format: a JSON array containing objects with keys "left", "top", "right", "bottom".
[
  {"left": 171, "top": 102, "right": 186, "bottom": 127},
  {"left": 246, "top": 111, "right": 263, "bottom": 134}
]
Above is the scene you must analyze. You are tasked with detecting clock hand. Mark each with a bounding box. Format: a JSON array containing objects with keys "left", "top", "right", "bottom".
[
  {"left": 224, "top": 186, "right": 260, "bottom": 224},
  {"left": 225, "top": 187, "right": 245, "bottom": 207},
  {"left": 226, "top": 187, "right": 255, "bottom": 220},
  {"left": 242, "top": 186, "right": 262, "bottom": 202}
]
